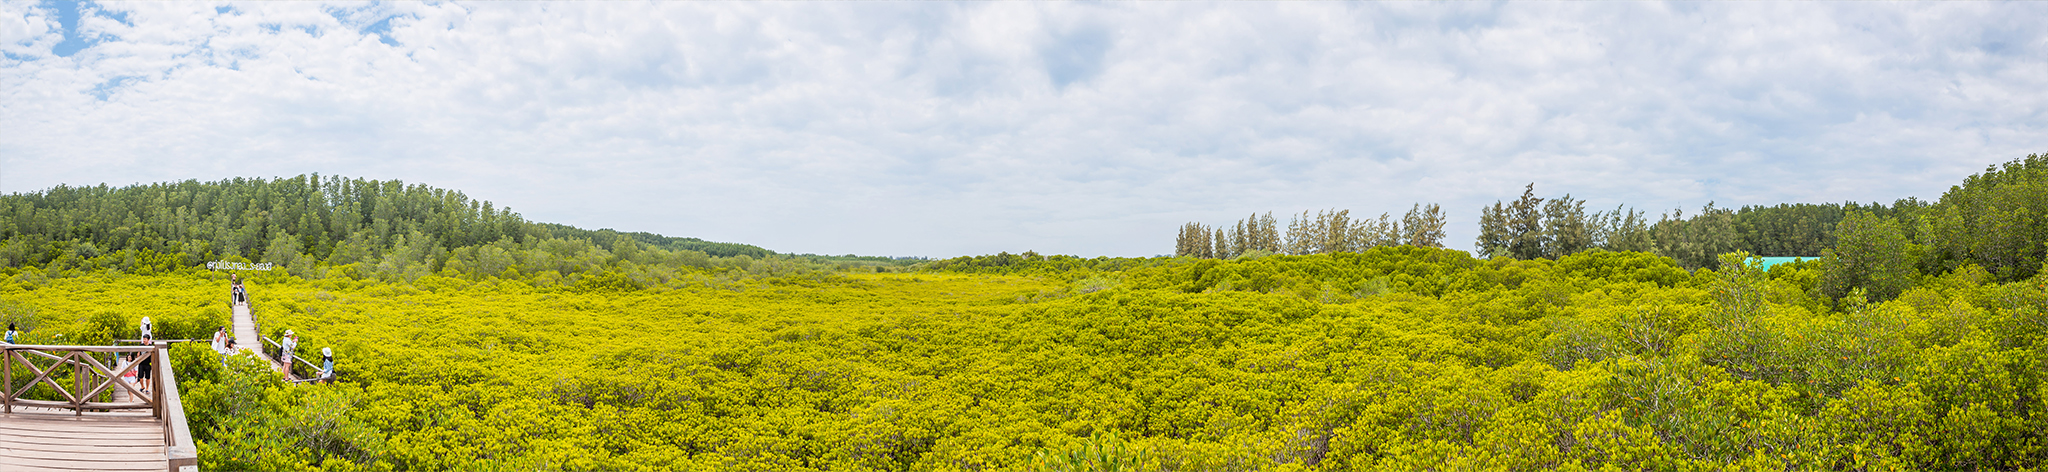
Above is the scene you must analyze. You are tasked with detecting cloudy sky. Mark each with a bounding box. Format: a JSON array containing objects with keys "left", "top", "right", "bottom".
[{"left": 2, "top": 1, "right": 2043, "bottom": 258}]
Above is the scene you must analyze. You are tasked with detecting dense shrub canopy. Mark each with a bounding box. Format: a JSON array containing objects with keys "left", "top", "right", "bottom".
[{"left": 6, "top": 244, "right": 2044, "bottom": 471}]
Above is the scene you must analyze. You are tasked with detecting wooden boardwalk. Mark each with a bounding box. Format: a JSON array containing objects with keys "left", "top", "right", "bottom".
[
  {"left": 4, "top": 338, "right": 200, "bottom": 471},
  {"left": 232, "top": 300, "right": 260, "bottom": 359},
  {"left": 232, "top": 298, "right": 298, "bottom": 380},
  {"left": 0, "top": 285, "right": 269, "bottom": 470}
]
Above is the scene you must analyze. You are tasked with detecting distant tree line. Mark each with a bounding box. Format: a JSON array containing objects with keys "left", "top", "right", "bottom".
[
  {"left": 922, "top": 251, "right": 1167, "bottom": 275},
  {"left": 0, "top": 174, "right": 827, "bottom": 285},
  {"left": 1475, "top": 184, "right": 1655, "bottom": 262},
  {"left": 1474, "top": 183, "right": 1929, "bottom": 270},
  {"left": 1472, "top": 152, "right": 2048, "bottom": 306},
  {"left": 1175, "top": 204, "right": 1447, "bottom": 258}
]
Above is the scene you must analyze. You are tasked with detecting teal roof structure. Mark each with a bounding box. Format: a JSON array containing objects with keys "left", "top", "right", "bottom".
[{"left": 1756, "top": 256, "right": 1820, "bottom": 270}]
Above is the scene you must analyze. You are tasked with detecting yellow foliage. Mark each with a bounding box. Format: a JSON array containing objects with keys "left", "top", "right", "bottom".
[{"left": 3, "top": 247, "right": 2043, "bottom": 470}]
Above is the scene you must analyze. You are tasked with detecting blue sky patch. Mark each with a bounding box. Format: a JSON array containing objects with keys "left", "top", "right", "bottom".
[
  {"left": 40, "top": 0, "right": 128, "bottom": 57},
  {"left": 87, "top": 75, "right": 138, "bottom": 101},
  {"left": 46, "top": 0, "right": 89, "bottom": 57},
  {"left": 362, "top": 14, "right": 401, "bottom": 46}
]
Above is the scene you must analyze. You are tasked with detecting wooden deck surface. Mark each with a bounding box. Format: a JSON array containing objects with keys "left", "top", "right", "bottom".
[
  {"left": 232, "top": 300, "right": 261, "bottom": 358},
  {"left": 231, "top": 300, "right": 294, "bottom": 379},
  {"left": 0, "top": 298, "right": 218, "bottom": 471},
  {"left": 0, "top": 408, "right": 167, "bottom": 472}
]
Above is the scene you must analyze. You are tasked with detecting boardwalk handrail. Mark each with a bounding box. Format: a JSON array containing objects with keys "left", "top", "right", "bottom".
[
  {"left": 2, "top": 344, "right": 160, "bottom": 416},
  {"left": 157, "top": 344, "right": 200, "bottom": 469},
  {"left": 261, "top": 335, "right": 325, "bottom": 378}
]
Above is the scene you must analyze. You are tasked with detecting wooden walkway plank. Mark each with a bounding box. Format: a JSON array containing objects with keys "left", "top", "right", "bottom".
[
  {"left": 0, "top": 448, "right": 170, "bottom": 463},
  {"left": 0, "top": 412, "right": 158, "bottom": 423},
  {"left": 0, "top": 429, "right": 166, "bottom": 441},
  {"left": 0, "top": 437, "right": 164, "bottom": 449},
  {"left": 0, "top": 424, "right": 162, "bottom": 436},
  {"left": 0, "top": 442, "right": 165, "bottom": 456},
  {"left": 0, "top": 454, "right": 168, "bottom": 471},
  {"left": 0, "top": 423, "right": 165, "bottom": 436}
]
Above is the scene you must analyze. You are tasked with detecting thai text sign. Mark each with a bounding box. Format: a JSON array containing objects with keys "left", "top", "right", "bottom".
[{"left": 206, "top": 261, "right": 275, "bottom": 271}]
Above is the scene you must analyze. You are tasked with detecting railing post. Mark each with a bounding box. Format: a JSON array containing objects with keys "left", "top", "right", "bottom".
[
  {"left": 85, "top": 352, "right": 96, "bottom": 408},
  {"left": 3, "top": 347, "right": 11, "bottom": 414},
  {"left": 73, "top": 352, "right": 84, "bottom": 416},
  {"left": 87, "top": 351, "right": 99, "bottom": 407},
  {"left": 160, "top": 341, "right": 199, "bottom": 469},
  {"left": 152, "top": 346, "right": 164, "bottom": 419}
]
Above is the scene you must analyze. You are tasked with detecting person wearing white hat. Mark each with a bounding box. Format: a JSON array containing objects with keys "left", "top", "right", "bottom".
[
  {"left": 318, "top": 347, "right": 335, "bottom": 384},
  {"left": 280, "top": 330, "right": 299, "bottom": 376}
]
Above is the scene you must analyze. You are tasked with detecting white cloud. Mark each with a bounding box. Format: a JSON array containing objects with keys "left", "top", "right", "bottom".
[{"left": 1, "top": 1, "right": 2043, "bottom": 257}]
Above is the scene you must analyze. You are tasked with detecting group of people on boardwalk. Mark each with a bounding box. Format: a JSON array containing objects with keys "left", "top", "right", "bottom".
[
  {"left": 266, "top": 330, "right": 337, "bottom": 384},
  {"left": 278, "top": 330, "right": 338, "bottom": 384},
  {"left": 217, "top": 275, "right": 337, "bottom": 384},
  {"left": 211, "top": 326, "right": 238, "bottom": 353},
  {"left": 231, "top": 273, "right": 249, "bottom": 304}
]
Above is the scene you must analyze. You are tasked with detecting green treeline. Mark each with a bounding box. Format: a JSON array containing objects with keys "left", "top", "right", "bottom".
[
  {"left": 1604, "top": 153, "right": 2045, "bottom": 286},
  {"left": 1174, "top": 187, "right": 1934, "bottom": 272},
  {"left": 1473, "top": 184, "right": 1932, "bottom": 271},
  {"left": 1179, "top": 153, "right": 2045, "bottom": 303},
  {"left": 0, "top": 175, "right": 854, "bottom": 284},
  {"left": 1176, "top": 204, "right": 1448, "bottom": 258}
]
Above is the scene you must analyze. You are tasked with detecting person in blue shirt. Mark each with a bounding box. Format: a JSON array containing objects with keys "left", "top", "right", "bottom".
[{"left": 318, "top": 347, "right": 336, "bottom": 384}]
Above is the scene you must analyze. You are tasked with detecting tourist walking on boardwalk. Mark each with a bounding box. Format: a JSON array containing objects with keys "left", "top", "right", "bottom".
[
  {"left": 281, "top": 330, "right": 299, "bottom": 375},
  {"left": 4, "top": 323, "right": 16, "bottom": 344},
  {"left": 135, "top": 317, "right": 153, "bottom": 371},
  {"left": 137, "top": 334, "right": 154, "bottom": 394},
  {"left": 212, "top": 327, "right": 228, "bottom": 354}
]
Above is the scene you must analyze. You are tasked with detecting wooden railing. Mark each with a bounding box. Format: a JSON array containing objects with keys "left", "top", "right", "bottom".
[
  {"left": 157, "top": 343, "right": 200, "bottom": 469},
  {"left": 2, "top": 344, "right": 160, "bottom": 416},
  {"left": 2, "top": 343, "right": 200, "bottom": 468}
]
